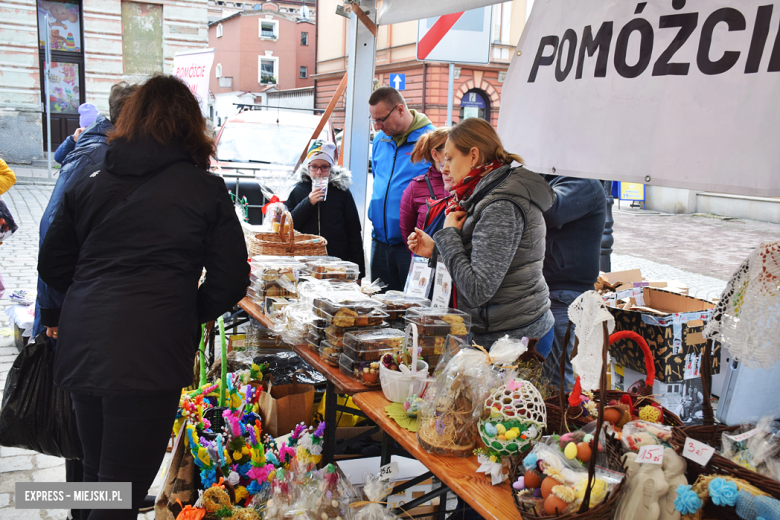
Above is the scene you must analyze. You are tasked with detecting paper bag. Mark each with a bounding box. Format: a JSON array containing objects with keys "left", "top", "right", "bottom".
[
  {"left": 257, "top": 369, "right": 314, "bottom": 438},
  {"left": 154, "top": 427, "right": 197, "bottom": 520}
]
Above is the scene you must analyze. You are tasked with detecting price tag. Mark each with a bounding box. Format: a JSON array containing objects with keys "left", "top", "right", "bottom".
[
  {"left": 682, "top": 437, "right": 715, "bottom": 466},
  {"left": 636, "top": 445, "right": 664, "bottom": 464},
  {"left": 379, "top": 461, "right": 399, "bottom": 481},
  {"left": 431, "top": 258, "right": 453, "bottom": 308},
  {"left": 725, "top": 428, "right": 758, "bottom": 443}
]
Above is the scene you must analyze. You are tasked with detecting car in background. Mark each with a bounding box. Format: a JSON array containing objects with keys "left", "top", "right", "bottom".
[{"left": 212, "top": 109, "right": 336, "bottom": 224}]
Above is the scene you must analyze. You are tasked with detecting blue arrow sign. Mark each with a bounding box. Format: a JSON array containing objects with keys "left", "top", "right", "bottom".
[{"left": 390, "top": 73, "right": 406, "bottom": 91}]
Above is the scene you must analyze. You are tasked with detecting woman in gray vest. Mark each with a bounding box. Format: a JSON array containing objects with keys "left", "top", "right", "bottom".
[{"left": 434, "top": 118, "right": 556, "bottom": 354}]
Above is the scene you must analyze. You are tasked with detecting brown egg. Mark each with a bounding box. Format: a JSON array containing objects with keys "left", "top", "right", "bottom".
[
  {"left": 524, "top": 468, "right": 542, "bottom": 489},
  {"left": 576, "top": 441, "right": 592, "bottom": 463},
  {"left": 541, "top": 476, "right": 559, "bottom": 499},
  {"left": 603, "top": 408, "right": 622, "bottom": 424},
  {"left": 544, "top": 494, "right": 569, "bottom": 516}
]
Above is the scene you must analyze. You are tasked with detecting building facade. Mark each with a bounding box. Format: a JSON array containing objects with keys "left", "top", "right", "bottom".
[
  {"left": 315, "top": 0, "right": 530, "bottom": 129},
  {"left": 0, "top": 0, "right": 209, "bottom": 163}
]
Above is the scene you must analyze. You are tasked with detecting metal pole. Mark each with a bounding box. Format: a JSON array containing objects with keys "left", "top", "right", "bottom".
[
  {"left": 44, "top": 14, "right": 52, "bottom": 179},
  {"left": 446, "top": 62, "right": 454, "bottom": 126}
]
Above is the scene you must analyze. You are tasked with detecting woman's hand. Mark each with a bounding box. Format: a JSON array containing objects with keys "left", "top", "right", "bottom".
[
  {"left": 407, "top": 228, "right": 435, "bottom": 258},
  {"left": 46, "top": 326, "right": 58, "bottom": 339},
  {"left": 308, "top": 187, "right": 325, "bottom": 205},
  {"left": 443, "top": 211, "right": 467, "bottom": 230}
]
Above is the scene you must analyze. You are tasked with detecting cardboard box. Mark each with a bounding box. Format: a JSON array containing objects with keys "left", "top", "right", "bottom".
[
  {"left": 598, "top": 269, "right": 689, "bottom": 295},
  {"left": 608, "top": 287, "right": 720, "bottom": 383}
]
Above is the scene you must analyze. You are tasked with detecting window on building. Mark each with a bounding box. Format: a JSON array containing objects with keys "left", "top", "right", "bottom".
[
  {"left": 300, "top": 66, "right": 307, "bottom": 78},
  {"left": 259, "top": 56, "right": 278, "bottom": 84},
  {"left": 215, "top": 63, "right": 222, "bottom": 78},
  {"left": 259, "top": 19, "right": 278, "bottom": 39},
  {"left": 301, "top": 32, "right": 308, "bottom": 46},
  {"left": 219, "top": 77, "right": 232, "bottom": 88},
  {"left": 216, "top": 23, "right": 223, "bottom": 38}
]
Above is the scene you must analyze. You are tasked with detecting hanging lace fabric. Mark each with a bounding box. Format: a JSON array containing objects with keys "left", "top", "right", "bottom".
[
  {"left": 703, "top": 241, "right": 780, "bottom": 369},
  {"left": 568, "top": 291, "right": 615, "bottom": 392}
]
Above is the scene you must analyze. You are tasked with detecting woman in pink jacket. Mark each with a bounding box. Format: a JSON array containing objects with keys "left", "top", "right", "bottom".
[{"left": 399, "top": 127, "right": 450, "bottom": 252}]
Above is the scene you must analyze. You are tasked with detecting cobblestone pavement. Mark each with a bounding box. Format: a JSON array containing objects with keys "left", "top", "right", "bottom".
[{"left": 0, "top": 185, "right": 779, "bottom": 517}]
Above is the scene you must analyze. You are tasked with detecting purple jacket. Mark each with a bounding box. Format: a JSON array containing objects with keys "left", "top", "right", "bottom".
[{"left": 399, "top": 166, "right": 449, "bottom": 251}]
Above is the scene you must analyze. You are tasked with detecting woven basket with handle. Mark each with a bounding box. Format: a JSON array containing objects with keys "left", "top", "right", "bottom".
[
  {"left": 245, "top": 211, "right": 327, "bottom": 257},
  {"left": 511, "top": 322, "right": 625, "bottom": 519}
]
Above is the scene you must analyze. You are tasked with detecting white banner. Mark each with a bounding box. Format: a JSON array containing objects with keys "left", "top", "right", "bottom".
[
  {"left": 171, "top": 48, "right": 215, "bottom": 117},
  {"left": 498, "top": 0, "right": 780, "bottom": 197},
  {"left": 379, "top": 0, "right": 499, "bottom": 25}
]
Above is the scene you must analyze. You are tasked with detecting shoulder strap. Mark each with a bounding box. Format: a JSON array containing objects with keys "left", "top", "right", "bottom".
[
  {"left": 92, "top": 161, "right": 187, "bottom": 231},
  {"left": 468, "top": 169, "right": 512, "bottom": 211},
  {"left": 424, "top": 174, "right": 436, "bottom": 200}
]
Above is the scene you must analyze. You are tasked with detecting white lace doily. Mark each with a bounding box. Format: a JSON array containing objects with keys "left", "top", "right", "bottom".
[
  {"left": 569, "top": 291, "right": 615, "bottom": 391},
  {"left": 704, "top": 241, "right": 780, "bottom": 369}
]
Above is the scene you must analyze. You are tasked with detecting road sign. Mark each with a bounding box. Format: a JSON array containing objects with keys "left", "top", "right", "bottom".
[
  {"left": 390, "top": 73, "right": 406, "bottom": 91},
  {"left": 416, "top": 7, "right": 491, "bottom": 64}
]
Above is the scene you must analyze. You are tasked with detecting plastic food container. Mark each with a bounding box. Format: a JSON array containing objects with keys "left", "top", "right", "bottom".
[
  {"left": 343, "top": 344, "right": 395, "bottom": 362},
  {"left": 319, "top": 340, "right": 341, "bottom": 366},
  {"left": 404, "top": 308, "right": 471, "bottom": 336},
  {"left": 322, "top": 323, "right": 389, "bottom": 348},
  {"left": 338, "top": 354, "right": 381, "bottom": 386},
  {"left": 304, "top": 259, "right": 360, "bottom": 281},
  {"left": 312, "top": 292, "right": 382, "bottom": 316},
  {"left": 306, "top": 338, "right": 320, "bottom": 352},
  {"left": 343, "top": 328, "right": 405, "bottom": 351},
  {"left": 372, "top": 292, "right": 431, "bottom": 320}
]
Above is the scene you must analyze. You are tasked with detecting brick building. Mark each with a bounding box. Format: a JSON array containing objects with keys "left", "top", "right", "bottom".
[
  {"left": 314, "top": 0, "right": 530, "bottom": 129},
  {"left": 0, "top": 0, "right": 210, "bottom": 163}
]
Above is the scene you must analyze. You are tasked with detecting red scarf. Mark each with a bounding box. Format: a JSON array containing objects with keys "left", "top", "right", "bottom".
[{"left": 445, "top": 159, "right": 505, "bottom": 215}]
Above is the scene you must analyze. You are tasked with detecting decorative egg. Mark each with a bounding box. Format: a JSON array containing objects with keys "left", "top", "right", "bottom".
[
  {"left": 496, "top": 424, "right": 507, "bottom": 436},
  {"left": 583, "top": 434, "right": 594, "bottom": 443},
  {"left": 603, "top": 408, "right": 622, "bottom": 424},
  {"left": 577, "top": 442, "right": 592, "bottom": 463},
  {"left": 497, "top": 435, "right": 507, "bottom": 441},
  {"left": 505, "top": 430, "right": 519, "bottom": 441},
  {"left": 524, "top": 469, "right": 542, "bottom": 489},
  {"left": 544, "top": 494, "right": 568, "bottom": 515},
  {"left": 484, "top": 423, "right": 497, "bottom": 437},
  {"left": 564, "top": 442, "right": 578, "bottom": 460},
  {"left": 541, "top": 477, "right": 559, "bottom": 498}
]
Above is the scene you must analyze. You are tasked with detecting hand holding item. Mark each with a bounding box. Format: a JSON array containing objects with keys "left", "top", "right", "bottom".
[
  {"left": 46, "top": 326, "right": 58, "bottom": 339},
  {"left": 408, "top": 228, "right": 434, "bottom": 258},
  {"left": 443, "top": 210, "right": 467, "bottom": 230},
  {"left": 308, "top": 186, "right": 326, "bottom": 205},
  {"left": 73, "top": 128, "right": 85, "bottom": 141}
]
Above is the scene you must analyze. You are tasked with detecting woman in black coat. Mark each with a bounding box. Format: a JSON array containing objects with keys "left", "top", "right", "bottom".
[
  {"left": 38, "top": 75, "right": 249, "bottom": 519},
  {"left": 285, "top": 140, "right": 366, "bottom": 277}
]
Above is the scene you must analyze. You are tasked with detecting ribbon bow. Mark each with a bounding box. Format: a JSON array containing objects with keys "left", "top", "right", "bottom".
[
  {"left": 472, "top": 342, "right": 517, "bottom": 370},
  {"left": 261, "top": 195, "right": 282, "bottom": 215}
]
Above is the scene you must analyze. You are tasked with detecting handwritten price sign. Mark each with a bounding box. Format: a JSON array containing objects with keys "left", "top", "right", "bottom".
[
  {"left": 683, "top": 437, "right": 715, "bottom": 466},
  {"left": 379, "top": 461, "right": 399, "bottom": 481},
  {"left": 636, "top": 445, "right": 664, "bottom": 464},
  {"left": 725, "top": 428, "right": 758, "bottom": 443}
]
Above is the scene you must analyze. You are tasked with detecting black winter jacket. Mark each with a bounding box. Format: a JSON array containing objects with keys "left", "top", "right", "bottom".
[
  {"left": 38, "top": 138, "right": 250, "bottom": 395},
  {"left": 284, "top": 166, "right": 365, "bottom": 277}
]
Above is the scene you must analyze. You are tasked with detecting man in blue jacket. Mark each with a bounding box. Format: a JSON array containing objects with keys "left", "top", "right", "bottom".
[
  {"left": 540, "top": 176, "right": 607, "bottom": 391},
  {"left": 368, "top": 87, "right": 435, "bottom": 291},
  {"left": 32, "top": 82, "right": 137, "bottom": 520}
]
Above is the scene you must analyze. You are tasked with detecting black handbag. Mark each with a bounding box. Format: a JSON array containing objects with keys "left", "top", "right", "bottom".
[
  {"left": 0, "top": 333, "right": 82, "bottom": 459},
  {"left": 0, "top": 196, "right": 18, "bottom": 242}
]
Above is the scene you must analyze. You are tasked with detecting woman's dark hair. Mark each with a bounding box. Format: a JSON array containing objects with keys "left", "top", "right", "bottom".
[{"left": 109, "top": 74, "right": 214, "bottom": 169}]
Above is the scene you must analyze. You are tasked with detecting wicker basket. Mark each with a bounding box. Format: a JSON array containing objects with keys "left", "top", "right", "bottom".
[
  {"left": 545, "top": 325, "right": 683, "bottom": 436},
  {"left": 245, "top": 211, "right": 327, "bottom": 257},
  {"left": 510, "top": 322, "right": 626, "bottom": 519},
  {"left": 677, "top": 339, "right": 739, "bottom": 446}
]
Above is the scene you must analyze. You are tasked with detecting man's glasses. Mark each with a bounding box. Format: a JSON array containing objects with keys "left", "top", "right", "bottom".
[
  {"left": 369, "top": 105, "right": 398, "bottom": 125},
  {"left": 309, "top": 164, "right": 331, "bottom": 172}
]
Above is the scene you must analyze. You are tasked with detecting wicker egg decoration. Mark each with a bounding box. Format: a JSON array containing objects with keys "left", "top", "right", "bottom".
[{"left": 479, "top": 379, "right": 547, "bottom": 457}]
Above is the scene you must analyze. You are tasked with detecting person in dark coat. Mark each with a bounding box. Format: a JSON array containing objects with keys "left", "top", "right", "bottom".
[
  {"left": 540, "top": 176, "right": 607, "bottom": 391},
  {"left": 284, "top": 140, "right": 366, "bottom": 277},
  {"left": 37, "top": 74, "right": 249, "bottom": 520},
  {"left": 32, "top": 82, "right": 138, "bottom": 520}
]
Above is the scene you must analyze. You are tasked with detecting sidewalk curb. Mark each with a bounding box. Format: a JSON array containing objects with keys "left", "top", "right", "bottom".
[{"left": 13, "top": 177, "right": 57, "bottom": 186}]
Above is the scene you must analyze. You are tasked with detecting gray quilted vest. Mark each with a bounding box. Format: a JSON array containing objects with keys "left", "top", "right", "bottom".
[{"left": 458, "top": 164, "right": 555, "bottom": 334}]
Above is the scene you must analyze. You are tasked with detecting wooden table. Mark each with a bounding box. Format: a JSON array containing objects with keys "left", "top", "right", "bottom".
[
  {"left": 353, "top": 391, "right": 519, "bottom": 520},
  {"left": 238, "top": 297, "right": 274, "bottom": 329}
]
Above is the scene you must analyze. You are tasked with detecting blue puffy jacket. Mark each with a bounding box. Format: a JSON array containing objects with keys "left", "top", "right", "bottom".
[
  {"left": 33, "top": 115, "right": 113, "bottom": 337},
  {"left": 369, "top": 123, "right": 436, "bottom": 245}
]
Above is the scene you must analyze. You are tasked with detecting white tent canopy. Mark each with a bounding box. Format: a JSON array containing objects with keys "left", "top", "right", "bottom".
[
  {"left": 378, "top": 0, "right": 500, "bottom": 25},
  {"left": 497, "top": 0, "right": 780, "bottom": 197}
]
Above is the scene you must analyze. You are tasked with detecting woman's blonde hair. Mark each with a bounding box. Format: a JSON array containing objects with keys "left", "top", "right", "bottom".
[
  {"left": 410, "top": 127, "right": 450, "bottom": 165},
  {"left": 448, "top": 118, "right": 523, "bottom": 165}
]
